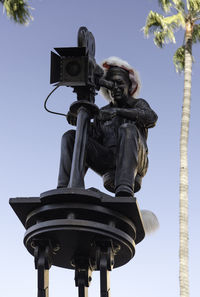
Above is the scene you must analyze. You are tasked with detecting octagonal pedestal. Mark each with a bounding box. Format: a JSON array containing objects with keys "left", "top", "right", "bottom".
[{"left": 10, "top": 187, "right": 145, "bottom": 297}]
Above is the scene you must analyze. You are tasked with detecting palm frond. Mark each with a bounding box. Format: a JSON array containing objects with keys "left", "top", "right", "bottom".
[
  {"left": 192, "top": 24, "right": 200, "bottom": 42},
  {"left": 188, "top": 0, "right": 200, "bottom": 13},
  {"left": 158, "top": 0, "right": 172, "bottom": 12},
  {"left": 154, "top": 28, "right": 176, "bottom": 47},
  {"left": 144, "top": 10, "right": 184, "bottom": 47},
  {"left": 3, "top": 0, "right": 33, "bottom": 25},
  {"left": 164, "top": 12, "right": 186, "bottom": 29},
  {"left": 172, "top": 0, "right": 185, "bottom": 12},
  {"left": 154, "top": 31, "right": 168, "bottom": 47},
  {"left": 173, "top": 46, "right": 185, "bottom": 72},
  {"left": 144, "top": 11, "right": 166, "bottom": 36}
]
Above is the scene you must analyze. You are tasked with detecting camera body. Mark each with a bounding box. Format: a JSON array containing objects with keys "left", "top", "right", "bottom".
[
  {"left": 50, "top": 47, "right": 97, "bottom": 87},
  {"left": 50, "top": 27, "right": 114, "bottom": 105}
]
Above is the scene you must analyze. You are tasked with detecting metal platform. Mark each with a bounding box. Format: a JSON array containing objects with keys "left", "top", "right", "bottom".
[{"left": 9, "top": 187, "right": 145, "bottom": 297}]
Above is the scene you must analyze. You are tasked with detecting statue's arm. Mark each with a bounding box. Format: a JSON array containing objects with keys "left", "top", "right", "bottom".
[
  {"left": 66, "top": 110, "right": 103, "bottom": 142},
  {"left": 116, "top": 99, "right": 158, "bottom": 128}
]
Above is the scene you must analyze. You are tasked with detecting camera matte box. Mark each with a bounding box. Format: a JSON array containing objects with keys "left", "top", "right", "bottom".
[{"left": 61, "top": 56, "right": 88, "bottom": 86}]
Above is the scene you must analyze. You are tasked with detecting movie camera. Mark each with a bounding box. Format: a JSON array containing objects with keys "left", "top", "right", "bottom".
[{"left": 50, "top": 27, "right": 114, "bottom": 101}]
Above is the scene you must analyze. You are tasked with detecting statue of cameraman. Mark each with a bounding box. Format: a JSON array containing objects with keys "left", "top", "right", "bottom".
[{"left": 57, "top": 56, "right": 158, "bottom": 197}]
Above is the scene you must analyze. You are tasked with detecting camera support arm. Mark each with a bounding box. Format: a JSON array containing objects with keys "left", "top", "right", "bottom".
[{"left": 68, "top": 27, "right": 99, "bottom": 188}]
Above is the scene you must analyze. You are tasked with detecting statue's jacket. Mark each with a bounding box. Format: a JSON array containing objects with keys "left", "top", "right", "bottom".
[
  {"left": 91, "top": 98, "right": 158, "bottom": 149},
  {"left": 88, "top": 97, "right": 158, "bottom": 192},
  {"left": 57, "top": 97, "right": 157, "bottom": 192}
]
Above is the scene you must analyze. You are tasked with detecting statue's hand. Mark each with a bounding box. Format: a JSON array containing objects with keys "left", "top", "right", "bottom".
[
  {"left": 99, "top": 109, "right": 118, "bottom": 121},
  {"left": 66, "top": 111, "right": 77, "bottom": 126}
]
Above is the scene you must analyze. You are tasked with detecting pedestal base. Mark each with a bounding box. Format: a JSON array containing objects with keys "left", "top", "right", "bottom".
[{"left": 10, "top": 187, "right": 145, "bottom": 297}]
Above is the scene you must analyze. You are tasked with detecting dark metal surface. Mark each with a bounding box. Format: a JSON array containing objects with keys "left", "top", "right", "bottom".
[
  {"left": 52, "top": 27, "right": 101, "bottom": 188},
  {"left": 69, "top": 101, "right": 99, "bottom": 117},
  {"left": 40, "top": 187, "right": 144, "bottom": 243},
  {"left": 24, "top": 218, "right": 134, "bottom": 269},
  {"left": 10, "top": 188, "right": 145, "bottom": 244},
  {"left": 9, "top": 188, "right": 145, "bottom": 271},
  {"left": 50, "top": 27, "right": 99, "bottom": 90},
  {"left": 34, "top": 242, "right": 52, "bottom": 297},
  {"left": 9, "top": 197, "right": 41, "bottom": 227},
  {"left": 78, "top": 27, "right": 95, "bottom": 57},
  {"left": 97, "top": 241, "right": 114, "bottom": 297},
  {"left": 68, "top": 107, "right": 90, "bottom": 188},
  {"left": 75, "top": 264, "right": 92, "bottom": 297}
]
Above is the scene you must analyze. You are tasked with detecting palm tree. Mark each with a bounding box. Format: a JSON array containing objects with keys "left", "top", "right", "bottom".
[
  {"left": 143, "top": 1, "right": 200, "bottom": 296},
  {"left": 1, "top": 0, "right": 33, "bottom": 24}
]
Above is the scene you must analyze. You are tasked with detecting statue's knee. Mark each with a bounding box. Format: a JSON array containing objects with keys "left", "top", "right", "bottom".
[
  {"left": 61, "top": 130, "right": 75, "bottom": 146},
  {"left": 118, "top": 123, "right": 138, "bottom": 138}
]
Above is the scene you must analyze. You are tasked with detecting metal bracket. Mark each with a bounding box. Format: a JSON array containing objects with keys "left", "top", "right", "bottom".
[
  {"left": 32, "top": 240, "right": 53, "bottom": 297},
  {"left": 96, "top": 240, "right": 115, "bottom": 297},
  {"left": 74, "top": 257, "right": 93, "bottom": 297}
]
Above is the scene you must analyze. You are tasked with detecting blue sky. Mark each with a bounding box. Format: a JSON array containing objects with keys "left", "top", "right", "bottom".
[{"left": 1, "top": 0, "right": 200, "bottom": 296}]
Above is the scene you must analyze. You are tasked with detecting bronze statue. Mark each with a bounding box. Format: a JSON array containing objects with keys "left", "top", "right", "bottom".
[
  {"left": 57, "top": 56, "right": 158, "bottom": 197},
  {"left": 10, "top": 29, "right": 159, "bottom": 297}
]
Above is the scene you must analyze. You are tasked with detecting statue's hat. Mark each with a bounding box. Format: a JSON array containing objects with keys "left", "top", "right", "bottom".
[{"left": 100, "top": 56, "right": 141, "bottom": 101}]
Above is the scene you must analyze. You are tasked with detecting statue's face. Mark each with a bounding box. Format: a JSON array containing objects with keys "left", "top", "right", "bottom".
[{"left": 106, "top": 67, "right": 131, "bottom": 103}]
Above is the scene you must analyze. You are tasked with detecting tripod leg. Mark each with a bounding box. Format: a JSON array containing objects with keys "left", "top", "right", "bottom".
[
  {"left": 34, "top": 245, "right": 52, "bottom": 297},
  {"left": 100, "top": 254, "right": 110, "bottom": 297},
  {"left": 95, "top": 241, "right": 114, "bottom": 297},
  {"left": 37, "top": 254, "right": 49, "bottom": 297},
  {"left": 78, "top": 285, "right": 88, "bottom": 297},
  {"left": 75, "top": 267, "right": 92, "bottom": 297}
]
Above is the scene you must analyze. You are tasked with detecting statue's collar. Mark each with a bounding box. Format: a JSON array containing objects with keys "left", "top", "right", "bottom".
[{"left": 110, "top": 97, "right": 136, "bottom": 108}]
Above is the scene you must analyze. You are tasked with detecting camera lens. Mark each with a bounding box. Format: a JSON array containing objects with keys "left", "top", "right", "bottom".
[{"left": 66, "top": 61, "right": 81, "bottom": 76}]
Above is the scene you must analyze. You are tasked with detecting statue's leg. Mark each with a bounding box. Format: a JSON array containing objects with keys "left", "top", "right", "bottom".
[
  {"left": 57, "top": 130, "right": 76, "bottom": 188},
  {"left": 86, "top": 137, "right": 115, "bottom": 176},
  {"left": 115, "top": 123, "right": 139, "bottom": 197},
  {"left": 57, "top": 131, "right": 113, "bottom": 188}
]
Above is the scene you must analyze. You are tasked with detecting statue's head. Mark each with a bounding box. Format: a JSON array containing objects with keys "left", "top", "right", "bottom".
[
  {"left": 105, "top": 66, "right": 131, "bottom": 104},
  {"left": 100, "top": 56, "right": 141, "bottom": 103}
]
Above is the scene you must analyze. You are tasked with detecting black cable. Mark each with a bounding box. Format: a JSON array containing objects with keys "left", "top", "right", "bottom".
[{"left": 44, "top": 85, "right": 66, "bottom": 117}]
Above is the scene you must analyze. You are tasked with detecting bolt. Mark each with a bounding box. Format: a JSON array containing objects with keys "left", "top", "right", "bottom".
[
  {"left": 108, "top": 221, "right": 116, "bottom": 227},
  {"left": 30, "top": 241, "right": 36, "bottom": 249},
  {"left": 67, "top": 212, "right": 75, "bottom": 219},
  {"left": 53, "top": 244, "right": 60, "bottom": 253},
  {"left": 70, "top": 259, "right": 75, "bottom": 268},
  {"left": 114, "top": 244, "right": 121, "bottom": 254}
]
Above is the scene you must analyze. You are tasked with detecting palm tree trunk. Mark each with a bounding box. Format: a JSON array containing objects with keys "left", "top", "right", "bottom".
[{"left": 179, "top": 21, "right": 193, "bottom": 297}]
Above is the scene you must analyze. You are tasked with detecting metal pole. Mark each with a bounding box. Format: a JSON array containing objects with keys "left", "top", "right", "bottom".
[
  {"left": 100, "top": 255, "right": 111, "bottom": 297},
  {"left": 68, "top": 106, "right": 90, "bottom": 188},
  {"left": 75, "top": 265, "right": 92, "bottom": 297},
  {"left": 34, "top": 245, "right": 51, "bottom": 297}
]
